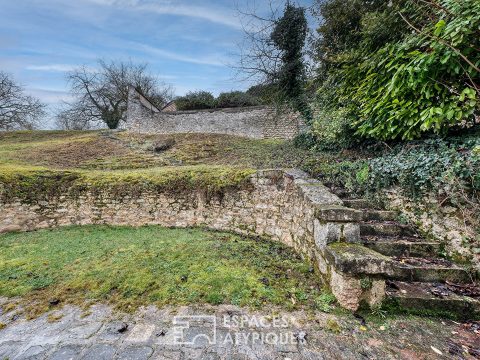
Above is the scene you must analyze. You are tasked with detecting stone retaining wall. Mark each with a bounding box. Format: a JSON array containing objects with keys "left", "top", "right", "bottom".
[
  {"left": 0, "top": 169, "right": 383, "bottom": 311},
  {"left": 123, "top": 87, "right": 306, "bottom": 139}
]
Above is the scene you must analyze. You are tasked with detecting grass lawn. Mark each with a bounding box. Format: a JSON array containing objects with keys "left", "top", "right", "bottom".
[{"left": 0, "top": 226, "right": 333, "bottom": 317}]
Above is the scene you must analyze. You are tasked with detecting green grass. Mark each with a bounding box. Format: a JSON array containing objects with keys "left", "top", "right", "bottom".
[
  {"left": 0, "top": 131, "right": 323, "bottom": 200},
  {"left": 0, "top": 226, "right": 327, "bottom": 316}
]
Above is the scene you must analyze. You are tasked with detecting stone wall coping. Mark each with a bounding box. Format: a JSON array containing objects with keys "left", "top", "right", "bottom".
[{"left": 161, "top": 105, "right": 271, "bottom": 115}]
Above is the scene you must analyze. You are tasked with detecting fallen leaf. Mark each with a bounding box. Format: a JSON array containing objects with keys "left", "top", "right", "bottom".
[{"left": 431, "top": 346, "right": 443, "bottom": 355}]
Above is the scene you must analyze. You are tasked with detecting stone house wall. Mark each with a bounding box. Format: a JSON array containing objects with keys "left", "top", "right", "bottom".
[
  {"left": 0, "top": 169, "right": 382, "bottom": 311},
  {"left": 123, "top": 87, "right": 306, "bottom": 140}
]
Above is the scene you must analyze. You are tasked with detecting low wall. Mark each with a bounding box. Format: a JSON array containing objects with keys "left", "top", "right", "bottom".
[
  {"left": 0, "top": 169, "right": 382, "bottom": 311},
  {"left": 123, "top": 87, "right": 305, "bottom": 140}
]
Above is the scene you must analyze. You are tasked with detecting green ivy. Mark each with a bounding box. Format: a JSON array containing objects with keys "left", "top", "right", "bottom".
[{"left": 347, "top": 0, "right": 480, "bottom": 140}]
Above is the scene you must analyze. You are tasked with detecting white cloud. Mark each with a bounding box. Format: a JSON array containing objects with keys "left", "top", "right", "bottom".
[
  {"left": 85, "top": 0, "right": 242, "bottom": 30},
  {"left": 25, "top": 64, "right": 79, "bottom": 73},
  {"left": 27, "top": 87, "right": 72, "bottom": 104},
  {"left": 133, "top": 43, "right": 228, "bottom": 67}
]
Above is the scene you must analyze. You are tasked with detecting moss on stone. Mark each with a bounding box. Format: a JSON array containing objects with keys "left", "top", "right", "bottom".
[{"left": 0, "top": 164, "right": 256, "bottom": 203}]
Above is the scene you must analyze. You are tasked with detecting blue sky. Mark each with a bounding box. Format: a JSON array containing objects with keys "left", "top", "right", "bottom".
[{"left": 0, "top": 0, "right": 313, "bottom": 126}]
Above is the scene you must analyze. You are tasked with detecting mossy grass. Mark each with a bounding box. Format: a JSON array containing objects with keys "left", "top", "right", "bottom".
[
  {"left": 0, "top": 225, "right": 327, "bottom": 317},
  {"left": 0, "top": 164, "right": 256, "bottom": 203}
]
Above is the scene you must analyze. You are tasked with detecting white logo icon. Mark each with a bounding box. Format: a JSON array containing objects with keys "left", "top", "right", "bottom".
[{"left": 172, "top": 316, "right": 217, "bottom": 345}]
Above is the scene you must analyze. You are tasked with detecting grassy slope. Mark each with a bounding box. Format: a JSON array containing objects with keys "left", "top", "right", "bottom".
[
  {"left": 0, "top": 131, "right": 328, "bottom": 195},
  {"left": 0, "top": 226, "right": 333, "bottom": 317},
  {"left": 0, "top": 130, "right": 318, "bottom": 171}
]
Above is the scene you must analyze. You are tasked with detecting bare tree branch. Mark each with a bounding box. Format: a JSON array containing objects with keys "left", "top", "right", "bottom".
[
  {"left": 63, "top": 60, "right": 175, "bottom": 129},
  {"left": 0, "top": 72, "right": 45, "bottom": 131}
]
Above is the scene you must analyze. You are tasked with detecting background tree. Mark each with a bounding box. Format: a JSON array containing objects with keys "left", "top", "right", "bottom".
[
  {"left": 0, "top": 72, "right": 45, "bottom": 131},
  {"left": 62, "top": 60, "right": 174, "bottom": 129},
  {"left": 271, "top": 3, "right": 311, "bottom": 121},
  {"left": 236, "top": 1, "right": 312, "bottom": 121},
  {"left": 175, "top": 91, "right": 216, "bottom": 111},
  {"left": 54, "top": 103, "right": 93, "bottom": 130},
  {"left": 216, "top": 91, "right": 260, "bottom": 108}
]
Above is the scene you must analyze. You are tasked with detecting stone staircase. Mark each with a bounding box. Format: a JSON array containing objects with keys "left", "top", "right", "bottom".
[{"left": 324, "top": 197, "right": 480, "bottom": 319}]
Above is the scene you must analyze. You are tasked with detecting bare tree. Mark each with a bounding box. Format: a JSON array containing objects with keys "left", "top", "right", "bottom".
[
  {"left": 54, "top": 102, "right": 93, "bottom": 130},
  {"left": 235, "top": 1, "right": 313, "bottom": 120},
  {"left": 63, "top": 60, "right": 174, "bottom": 129},
  {"left": 0, "top": 72, "right": 45, "bottom": 131},
  {"left": 235, "top": 1, "right": 283, "bottom": 85}
]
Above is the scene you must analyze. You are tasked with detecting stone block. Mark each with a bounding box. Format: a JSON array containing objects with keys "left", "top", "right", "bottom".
[
  {"left": 315, "top": 206, "right": 363, "bottom": 222},
  {"left": 314, "top": 221, "right": 341, "bottom": 249},
  {"left": 330, "top": 268, "right": 385, "bottom": 311}
]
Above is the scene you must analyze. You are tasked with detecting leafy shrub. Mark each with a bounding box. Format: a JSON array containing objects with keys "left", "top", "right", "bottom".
[
  {"left": 216, "top": 91, "right": 260, "bottom": 108},
  {"left": 367, "top": 137, "right": 480, "bottom": 198},
  {"left": 314, "top": 0, "right": 480, "bottom": 141},
  {"left": 246, "top": 84, "right": 277, "bottom": 105},
  {"left": 305, "top": 159, "right": 368, "bottom": 196},
  {"left": 293, "top": 132, "right": 317, "bottom": 149},
  {"left": 176, "top": 91, "right": 216, "bottom": 111},
  {"left": 311, "top": 107, "right": 356, "bottom": 150}
]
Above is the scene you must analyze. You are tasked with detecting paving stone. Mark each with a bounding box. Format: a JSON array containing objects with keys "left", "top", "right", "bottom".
[
  {"left": 15, "top": 344, "right": 49, "bottom": 360},
  {"left": 125, "top": 324, "right": 155, "bottom": 343},
  {"left": 0, "top": 304, "right": 468, "bottom": 360},
  {"left": 150, "top": 350, "right": 182, "bottom": 360},
  {"left": 0, "top": 341, "right": 22, "bottom": 359},
  {"left": 116, "top": 346, "right": 154, "bottom": 360},
  {"left": 48, "top": 345, "right": 84, "bottom": 360},
  {"left": 81, "top": 344, "right": 117, "bottom": 360},
  {"left": 68, "top": 322, "right": 103, "bottom": 339}
]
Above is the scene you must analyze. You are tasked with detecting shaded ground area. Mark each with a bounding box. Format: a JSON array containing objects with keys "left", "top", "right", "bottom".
[
  {"left": 0, "top": 226, "right": 327, "bottom": 318},
  {"left": 1, "top": 302, "right": 478, "bottom": 359}
]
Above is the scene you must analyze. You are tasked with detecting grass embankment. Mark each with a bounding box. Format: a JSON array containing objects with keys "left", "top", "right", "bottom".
[
  {"left": 0, "top": 130, "right": 327, "bottom": 198},
  {"left": 0, "top": 130, "right": 318, "bottom": 171},
  {"left": 0, "top": 226, "right": 334, "bottom": 317}
]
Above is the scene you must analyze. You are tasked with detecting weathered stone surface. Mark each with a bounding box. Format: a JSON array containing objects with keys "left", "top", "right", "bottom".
[
  {"left": 82, "top": 344, "right": 117, "bottom": 360},
  {"left": 386, "top": 281, "right": 480, "bottom": 320},
  {"left": 117, "top": 345, "right": 154, "bottom": 360},
  {"left": 363, "top": 238, "right": 441, "bottom": 258},
  {"left": 325, "top": 243, "right": 395, "bottom": 276},
  {"left": 362, "top": 210, "right": 397, "bottom": 222},
  {"left": 314, "top": 221, "right": 341, "bottom": 249},
  {"left": 0, "top": 302, "right": 470, "bottom": 359},
  {"left": 329, "top": 269, "right": 385, "bottom": 311},
  {"left": 326, "top": 243, "right": 472, "bottom": 283},
  {"left": 49, "top": 345, "right": 83, "bottom": 360},
  {"left": 315, "top": 206, "right": 363, "bottom": 222},
  {"left": 330, "top": 269, "right": 363, "bottom": 311},
  {"left": 360, "top": 223, "right": 416, "bottom": 237},
  {"left": 342, "top": 199, "right": 374, "bottom": 210}
]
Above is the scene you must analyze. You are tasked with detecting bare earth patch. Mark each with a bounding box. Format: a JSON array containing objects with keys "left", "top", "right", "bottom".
[{"left": 18, "top": 136, "right": 131, "bottom": 169}]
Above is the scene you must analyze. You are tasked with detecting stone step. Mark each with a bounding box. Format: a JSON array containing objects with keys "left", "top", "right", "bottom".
[
  {"left": 360, "top": 222, "right": 417, "bottom": 237},
  {"left": 391, "top": 256, "right": 475, "bottom": 283},
  {"left": 361, "top": 236, "right": 442, "bottom": 257},
  {"left": 342, "top": 199, "right": 375, "bottom": 210},
  {"left": 325, "top": 243, "right": 474, "bottom": 283},
  {"left": 362, "top": 210, "right": 397, "bottom": 222},
  {"left": 385, "top": 281, "right": 480, "bottom": 320}
]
